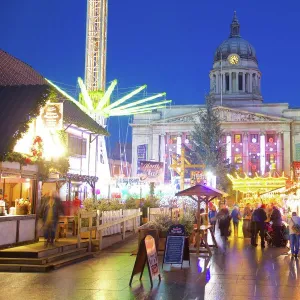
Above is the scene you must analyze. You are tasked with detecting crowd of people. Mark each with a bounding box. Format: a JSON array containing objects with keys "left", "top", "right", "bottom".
[{"left": 206, "top": 202, "right": 300, "bottom": 256}]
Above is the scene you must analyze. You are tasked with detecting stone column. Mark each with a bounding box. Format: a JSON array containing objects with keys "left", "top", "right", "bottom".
[
  {"left": 160, "top": 134, "right": 166, "bottom": 164},
  {"left": 226, "top": 133, "right": 232, "bottom": 164},
  {"left": 283, "top": 131, "right": 291, "bottom": 175},
  {"left": 236, "top": 72, "right": 239, "bottom": 92},
  {"left": 229, "top": 72, "right": 232, "bottom": 93},
  {"left": 276, "top": 132, "right": 282, "bottom": 173},
  {"left": 223, "top": 73, "right": 226, "bottom": 93},
  {"left": 216, "top": 72, "right": 219, "bottom": 93},
  {"left": 249, "top": 73, "right": 253, "bottom": 93},
  {"left": 260, "top": 132, "right": 266, "bottom": 175},
  {"left": 151, "top": 134, "right": 160, "bottom": 161},
  {"left": 242, "top": 72, "right": 245, "bottom": 92},
  {"left": 242, "top": 132, "right": 249, "bottom": 173}
]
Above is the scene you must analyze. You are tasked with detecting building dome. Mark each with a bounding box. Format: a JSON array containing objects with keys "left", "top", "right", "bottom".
[{"left": 214, "top": 12, "right": 257, "bottom": 63}]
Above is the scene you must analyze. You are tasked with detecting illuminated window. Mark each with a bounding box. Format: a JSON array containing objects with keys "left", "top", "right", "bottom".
[
  {"left": 267, "top": 134, "right": 275, "bottom": 143},
  {"left": 68, "top": 134, "right": 87, "bottom": 157},
  {"left": 250, "top": 134, "right": 258, "bottom": 143},
  {"left": 234, "top": 154, "right": 242, "bottom": 164},
  {"left": 234, "top": 134, "right": 241, "bottom": 144}
]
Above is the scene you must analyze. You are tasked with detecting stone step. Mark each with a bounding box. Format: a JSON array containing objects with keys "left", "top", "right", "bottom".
[
  {"left": 0, "top": 248, "right": 88, "bottom": 265},
  {"left": 0, "top": 253, "right": 94, "bottom": 272},
  {"left": 0, "top": 241, "right": 89, "bottom": 258}
]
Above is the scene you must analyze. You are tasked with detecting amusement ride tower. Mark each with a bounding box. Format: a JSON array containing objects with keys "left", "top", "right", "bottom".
[{"left": 84, "top": 0, "right": 110, "bottom": 184}]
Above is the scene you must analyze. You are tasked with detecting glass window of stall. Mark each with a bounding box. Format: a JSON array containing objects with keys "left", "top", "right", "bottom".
[{"left": 0, "top": 175, "right": 36, "bottom": 216}]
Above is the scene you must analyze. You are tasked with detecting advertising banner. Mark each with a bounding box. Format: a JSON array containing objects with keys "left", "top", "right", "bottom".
[
  {"left": 138, "top": 161, "right": 164, "bottom": 183},
  {"left": 41, "top": 103, "right": 63, "bottom": 130},
  {"left": 145, "top": 235, "right": 160, "bottom": 279},
  {"left": 137, "top": 144, "right": 148, "bottom": 170}
]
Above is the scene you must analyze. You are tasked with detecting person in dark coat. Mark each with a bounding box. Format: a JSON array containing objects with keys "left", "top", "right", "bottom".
[
  {"left": 252, "top": 204, "right": 267, "bottom": 248},
  {"left": 270, "top": 205, "right": 282, "bottom": 247},
  {"left": 217, "top": 208, "right": 232, "bottom": 249}
]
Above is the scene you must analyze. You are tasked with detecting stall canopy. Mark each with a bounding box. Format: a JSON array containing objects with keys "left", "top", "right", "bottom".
[{"left": 175, "top": 184, "right": 228, "bottom": 255}]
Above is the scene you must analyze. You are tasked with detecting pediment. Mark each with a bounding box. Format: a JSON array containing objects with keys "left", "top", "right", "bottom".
[{"left": 152, "top": 106, "right": 291, "bottom": 124}]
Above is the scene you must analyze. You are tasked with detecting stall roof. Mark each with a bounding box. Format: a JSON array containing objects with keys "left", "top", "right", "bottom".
[
  {"left": 0, "top": 49, "right": 108, "bottom": 155},
  {"left": 175, "top": 184, "right": 228, "bottom": 199}
]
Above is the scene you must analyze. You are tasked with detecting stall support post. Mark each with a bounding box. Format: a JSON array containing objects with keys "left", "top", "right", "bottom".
[{"left": 196, "top": 196, "right": 201, "bottom": 256}]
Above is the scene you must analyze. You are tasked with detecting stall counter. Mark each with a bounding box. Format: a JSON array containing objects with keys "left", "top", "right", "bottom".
[{"left": 0, "top": 214, "right": 36, "bottom": 248}]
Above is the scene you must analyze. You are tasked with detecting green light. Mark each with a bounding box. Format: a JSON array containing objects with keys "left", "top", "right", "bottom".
[
  {"left": 96, "top": 79, "right": 117, "bottom": 111},
  {"left": 112, "top": 92, "right": 166, "bottom": 111},
  {"left": 46, "top": 79, "right": 89, "bottom": 114},
  {"left": 78, "top": 77, "right": 94, "bottom": 111},
  {"left": 103, "top": 84, "right": 147, "bottom": 112},
  {"left": 110, "top": 100, "right": 171, "bottom": 114}
]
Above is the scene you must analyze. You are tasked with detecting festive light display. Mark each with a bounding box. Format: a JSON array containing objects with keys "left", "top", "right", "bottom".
[
  {"left": 46, "top": 78, "right": 171, "bottom": 119},
  {"left": 227, "top": 172, "right": 288, "bottom": 193}
]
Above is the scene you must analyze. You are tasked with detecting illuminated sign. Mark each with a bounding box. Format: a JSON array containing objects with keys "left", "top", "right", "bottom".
[{"left": 41, "top": 103, "right": 63, "bottom": 130}]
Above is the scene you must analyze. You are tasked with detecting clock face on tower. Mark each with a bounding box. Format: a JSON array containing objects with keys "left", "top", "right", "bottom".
[{"left": 228, "top": 54, "right": 239, "bottom": 65}]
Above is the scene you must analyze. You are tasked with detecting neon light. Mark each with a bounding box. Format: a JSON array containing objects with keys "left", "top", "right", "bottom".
[
  {"left": 96, "top": 79, "right": 117, "bottom": 111},
  {"left": 110, "top": 100, "right": 171, "bottom": 114},
  {"left": 103, "top": 85, "right": 147, "bottom": 111},
  {"left": 46, "top": 79, "right": 89, "bottom": 114},
  {"left": 113, "top": 93, "right": 166, "bottom": 111},
  {"left": 78, "top": 77, "right": 94, "bottom": 111}
]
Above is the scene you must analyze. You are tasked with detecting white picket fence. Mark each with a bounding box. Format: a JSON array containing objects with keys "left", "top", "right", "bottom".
[{"left": 77, "top": 208, "right": 142, "bottom": 251}]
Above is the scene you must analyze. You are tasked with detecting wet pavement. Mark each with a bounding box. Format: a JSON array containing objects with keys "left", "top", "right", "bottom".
[{"left": 1, "top": 235, "right": 300, "bottom": 300}]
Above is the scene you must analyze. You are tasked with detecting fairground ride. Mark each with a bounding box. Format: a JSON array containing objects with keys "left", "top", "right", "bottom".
[{"left": 47, "top": 0, "right": 171, "bottom": 190}]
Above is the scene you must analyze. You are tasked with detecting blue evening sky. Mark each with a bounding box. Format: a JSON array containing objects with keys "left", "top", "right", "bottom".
[{"left": 1, "top": 0, "right": 300, "bottom": 151}]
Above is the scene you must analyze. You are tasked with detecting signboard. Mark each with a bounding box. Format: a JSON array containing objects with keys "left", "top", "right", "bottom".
[
  {"left": 41, "top": 103, "right": 63, "bottom": 130},
  {"left": 129, "top": 235, "right": 161, "bottom": 287},
  {"left": 137, "top": 144, "right": 148, "bottom": 170},
  {"left": 190, "top": 171, "right": 205, "bottom": 186},
  {"left": 293, "top": 161, "right": 300, "bottom": 181},
  {"left": 116, "top": 177, "right": 140, "bottom": 187},
  {"left": 138, "top": 161, "right": 164, "bottom": 183},
  {"left": 163, "top": 224, "right": 190, "bottom": 268}
]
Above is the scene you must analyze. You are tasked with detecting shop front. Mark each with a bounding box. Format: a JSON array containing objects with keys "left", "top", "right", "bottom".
[{"left": 0, "top": 162, "right": 38, "bottom": 249}]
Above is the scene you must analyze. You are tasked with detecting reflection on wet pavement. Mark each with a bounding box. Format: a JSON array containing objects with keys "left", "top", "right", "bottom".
[{"left": 1, "top": 236, "right": 300, "bottom": 300}]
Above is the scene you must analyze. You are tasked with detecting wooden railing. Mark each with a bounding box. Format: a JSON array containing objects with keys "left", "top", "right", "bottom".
[{"left": 77, "top": 209, "right": 142, "bottom": 251}]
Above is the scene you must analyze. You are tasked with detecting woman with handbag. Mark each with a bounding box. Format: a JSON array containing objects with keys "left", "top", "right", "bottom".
[{"left": 288, "top": 212, "right": 300, "bottom": 257}]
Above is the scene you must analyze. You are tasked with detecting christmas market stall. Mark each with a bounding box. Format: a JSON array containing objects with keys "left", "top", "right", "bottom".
[
  {"left": 227, "top": 172, "right": 288, "bottom": 236},
  {"left": 175, "top": 184, "right": 227, "bottom": 256}
]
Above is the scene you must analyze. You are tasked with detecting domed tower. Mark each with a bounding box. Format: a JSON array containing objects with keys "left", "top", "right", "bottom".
[{"left": 209, "top": 12, "right": 263, "bottom": 105}]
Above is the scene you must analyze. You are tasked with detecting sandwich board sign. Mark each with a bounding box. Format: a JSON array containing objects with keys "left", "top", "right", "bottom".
[
  {"left": 163, "top": 224, "right": 190, "bottom": 269},
  {"left": 129, "top": 235, "right": 161, "bottom": 287}
]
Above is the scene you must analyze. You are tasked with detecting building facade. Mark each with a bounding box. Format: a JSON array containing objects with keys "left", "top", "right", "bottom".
[{"left": 131, "top": 13, "right": 300, "bottom": 181}]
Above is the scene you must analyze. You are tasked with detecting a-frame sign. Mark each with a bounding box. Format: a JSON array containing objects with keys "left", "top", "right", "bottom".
[{"left": 129, "top": 235, "right": 161, "bottom": 287}]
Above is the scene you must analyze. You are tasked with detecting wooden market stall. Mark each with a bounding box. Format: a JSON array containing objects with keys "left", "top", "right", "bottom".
[{"left": 175, "top": 184, "right": 228, "bottom": 256}]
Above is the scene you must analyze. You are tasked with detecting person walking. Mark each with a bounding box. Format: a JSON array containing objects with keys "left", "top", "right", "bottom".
[
  {"left": 217, "top": 208, "right": 232, "bottom": 252},
  {"left": 255, "top": 204, "right": 267, "bottom": 248},
  {"left": 208, "top": 204, "right": 217, "bottom": 232},
  {"left": 243, "top": 203, "right": 252, "bottom": 238},
  {"left": 270, "top": 204, "right": 282, "bottom": 247},
  {"left": 231, "top": 205, "right": 241, "bottom": 237},
  {"left": 288, "top": 212, "right": 300, "bottom": 257},
  {"left": 42, "top": 191, "right": 64, "bottom": 247}
]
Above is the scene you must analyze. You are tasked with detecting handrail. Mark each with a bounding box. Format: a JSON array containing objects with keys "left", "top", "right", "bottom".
[{"left": 77, "top": 209, "right": 141, "bottom": 251}]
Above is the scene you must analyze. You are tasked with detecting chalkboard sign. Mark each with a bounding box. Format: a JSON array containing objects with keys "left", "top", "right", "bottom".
[
  {"left": 163, "top": 224, "right": 190, "bottom": 268},
  {"left": 164, "top": 235, "right": 185, "bottom": 264},
  {"left": 129, "top": 235, "right": 161, "bottom": 287}
]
